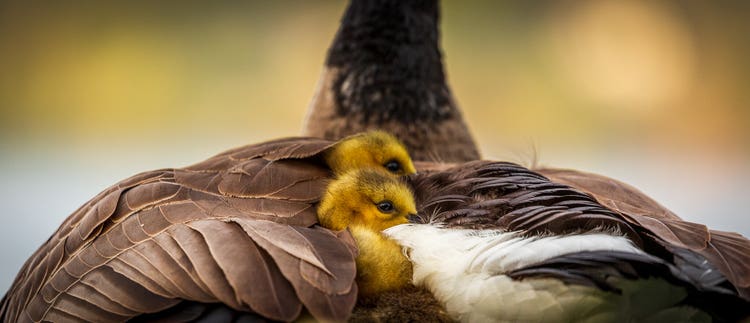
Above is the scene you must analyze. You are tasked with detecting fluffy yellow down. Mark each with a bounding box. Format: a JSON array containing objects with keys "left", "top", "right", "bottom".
[
  {"left": 324, "top": 131, "right": 416, "bottom": 176},
  {"left": 317, "top": 169, "right": 416, "bottom": 297},
  {"left": 349, "top": 226, "right": 413, "bottom": 298}
]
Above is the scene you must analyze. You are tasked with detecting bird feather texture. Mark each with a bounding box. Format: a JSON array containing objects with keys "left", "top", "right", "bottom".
[
  {"left": 0, "top": 138, "right": 360, "bottom": 323},
  {"left": 536, "top": 166, "right": 750, "bottom": 299},
  {"left": 384, "top": 225, "right": 703, "bottom": 322},
  {"left": 4, "top": 143, "right": 749, "bottom": 322},
  {"left": 411, "top": 160, "right": 750, "bottom": 303}
]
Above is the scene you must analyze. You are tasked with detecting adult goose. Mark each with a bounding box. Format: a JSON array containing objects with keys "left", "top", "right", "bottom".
[
  {"left": 305, "top": 0, "right": 750, "bottom": 321},
  {"left": 2, "top": 0, "right": 748, "bottom": 322}
]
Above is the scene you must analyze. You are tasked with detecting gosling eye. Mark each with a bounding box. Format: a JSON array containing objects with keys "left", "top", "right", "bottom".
[
  {"left": 384, "top": 160, "right": 401, "bottom": 173},
  {"left": 376, "top": 201, "right": 395, "bottom": 213}
]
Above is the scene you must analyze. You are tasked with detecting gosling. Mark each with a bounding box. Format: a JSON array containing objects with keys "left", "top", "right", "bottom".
[
  {"left": 317, "top": 169, "right": 417, "bottom": 297},
  {"left": 324, "top": 131, "right": 417, "bottom": 176}
]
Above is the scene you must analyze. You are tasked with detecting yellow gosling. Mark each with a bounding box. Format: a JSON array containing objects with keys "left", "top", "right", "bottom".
[
  {"left": 317, "top": 169, "right": 416, "bottom": 297},
  {"left": 324, "top": 131, "right": 416, "bottom": 176},
  {"left": 349, "top": 226, "right": 412, "bottom": 297}
]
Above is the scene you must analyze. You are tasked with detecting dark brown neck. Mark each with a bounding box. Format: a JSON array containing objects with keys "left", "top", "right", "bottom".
[
  {"left": 304, "top": 0, "right": 480, "bottom": 162},
  {"left": 326, "top": 0, "right": 450, "bottom": 123}
]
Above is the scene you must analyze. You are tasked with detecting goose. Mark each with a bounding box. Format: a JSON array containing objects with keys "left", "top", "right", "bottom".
[
  {"left": 0, "top": 131, "right": 416, "bottom": 322},
  {"left": 302, "top": 0, "right": 750, "bottom": 321},
  {"left": 3, "top": 0, "right": 748, "bottom": 322}
]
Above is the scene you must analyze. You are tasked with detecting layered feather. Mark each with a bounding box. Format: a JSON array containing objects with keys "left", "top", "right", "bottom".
[
  {"left": 0, "top": 138, "right": 357, "bottom": 322},
  {"left": 5, "top": 149, "right": 749, "bottom": 322},
  {"left": 536, "top": 167, "right": 750, "bottom": 299},
  {"left": 384, "top": 225, "right": 718, "bottom": 322},
  {"left": 409, "top": 161, "right": 750, "bottom": 309},
  {"left": 507, "top": 250, "right": 749, "bottom": 321}
]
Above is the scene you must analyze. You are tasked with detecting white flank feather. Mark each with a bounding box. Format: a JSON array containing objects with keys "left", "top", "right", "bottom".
[{"left": 383, "top": 224, "right": 644, "bottom": 322}]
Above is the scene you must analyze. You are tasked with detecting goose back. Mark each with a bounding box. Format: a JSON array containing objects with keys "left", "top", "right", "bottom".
[{"left": 411, "top": 161, "right": 750, "bottom": 303}]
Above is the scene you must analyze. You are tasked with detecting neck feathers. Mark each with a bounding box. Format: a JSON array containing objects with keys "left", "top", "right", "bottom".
[
  {"left": 326, "top": 0, "right": 449, "bottom": 123},
  {"left": 304, "top": 0, "right": 480, "bottom": 162}
]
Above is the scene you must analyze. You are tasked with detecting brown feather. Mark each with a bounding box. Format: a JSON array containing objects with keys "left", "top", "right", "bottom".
[
  {"left": 537, "top": 167, "right": 750, "bottom": 298},
  {"left": 188, "top": 220, "right": 302, "bottom": 320},
  {"left": 536, "top": 167, "right": 681, "bottom": 221},
  {"left": 414, "top": 160, "right": 750, "bottom": 301},
  {"left": 233, "top": 219, "right": 358, "bottom": 321},
  {"left": 1, "top": 137, "right": 357, "bottom": 322},
  {"left": 302, "top": 0, "right": 480, "bottom": 163}
]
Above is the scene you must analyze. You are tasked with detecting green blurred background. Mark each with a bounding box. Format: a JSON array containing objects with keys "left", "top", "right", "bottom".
[{"left": 1, "top": 1, "right": 749, "bottom": 292}]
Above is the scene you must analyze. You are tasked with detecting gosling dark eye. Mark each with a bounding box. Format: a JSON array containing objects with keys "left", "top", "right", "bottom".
[
  {"left": 384, "top": 160, "right": 401, "bottom": 173},
  {"left": 376, "top": 201, "right": 395, "bottom": 213}
]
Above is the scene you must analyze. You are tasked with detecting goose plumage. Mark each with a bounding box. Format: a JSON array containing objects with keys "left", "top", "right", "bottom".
[
  {"left": 303, "top": 0, "right": 750, "bottom": 321},
  {"left": 395, "top": 161, "right": 750, "bottom": 321},
  {"left": 3, "top": 0, "right": 750, "bottom": 322},
  {"left": 0, "top": 133, "right": 415, "bottom": 322},
  {"left": 304, "top": 0, "right": 479, "bottom": 163}
]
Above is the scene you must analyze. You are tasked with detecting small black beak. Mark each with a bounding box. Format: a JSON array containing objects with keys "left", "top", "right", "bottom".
[{"left": 407, "top": 213, "right": 420, "bottom": 223}]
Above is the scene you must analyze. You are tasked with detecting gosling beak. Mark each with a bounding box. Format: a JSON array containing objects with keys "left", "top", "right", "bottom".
[
  {"left": 407, "top": 213, "right": 420, "bottom": 223},
  {"left": 404, "top": 163, "right": 417, "bottom": 176}
]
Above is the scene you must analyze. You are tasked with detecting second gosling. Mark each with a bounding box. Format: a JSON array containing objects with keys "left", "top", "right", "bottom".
[{"left": 317, "top": 169, "right": 417, "bottom": 297}]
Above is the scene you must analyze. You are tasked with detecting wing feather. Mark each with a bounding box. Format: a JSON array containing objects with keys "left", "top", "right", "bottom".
[
  {"left": 188, "top": 220, "right": 302, "bottom": 321},
  {"left": 1, "top": 138, "right": 358, "bottom": 322},
  {"left": 149, "top": 234, "right": 216, "bottom": 301},
  {"left": 538, "top": 167, "right": 750, "bottom": 298},
  {"left": 234, "top": 218, "right": 357, "bottom": 322},
  {"left": 415, "top": 160, "right": 750, "bottom": 300}
]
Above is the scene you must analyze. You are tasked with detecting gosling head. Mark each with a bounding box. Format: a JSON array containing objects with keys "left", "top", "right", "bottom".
[
  {"left": 318, "top": 168, "right": 418, "bottom": 232},
  {"left": 324, "top": 131, "right": 417, "bottom": 176}
]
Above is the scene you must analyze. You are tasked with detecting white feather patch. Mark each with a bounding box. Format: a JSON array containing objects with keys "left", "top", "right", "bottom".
[{"left": 383, "top": 224, "right": 644, "bottom": 322}]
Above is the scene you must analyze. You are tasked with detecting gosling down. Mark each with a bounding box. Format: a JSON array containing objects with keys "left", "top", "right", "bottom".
[
  {"left": 0, "top": 131, "right": 414, "bottom": 322},
  {"left": 317, "top": 169, "right": 416, "bottom": 298}
]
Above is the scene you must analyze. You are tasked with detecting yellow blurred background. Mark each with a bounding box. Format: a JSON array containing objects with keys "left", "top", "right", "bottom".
[{"left": 1, "top": 1, "right": 748, "bottom": 292}]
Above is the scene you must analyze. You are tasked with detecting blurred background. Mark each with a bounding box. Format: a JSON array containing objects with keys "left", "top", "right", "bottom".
[{"left": 1, "top": 0, "right": 748, "bottom": 293}]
